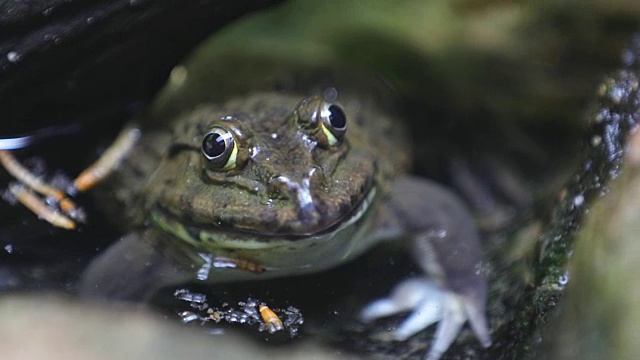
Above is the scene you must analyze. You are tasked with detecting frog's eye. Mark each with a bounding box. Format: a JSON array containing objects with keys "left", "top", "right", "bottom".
[
  {"left": 201, "top": 126, "right": 238, "bottom": 170},
  {"left": 294, "top": 96, "right": 348, "bottom": 147},
  {"left": 319, "top": 103, "right": 347, "bottom": 145}
]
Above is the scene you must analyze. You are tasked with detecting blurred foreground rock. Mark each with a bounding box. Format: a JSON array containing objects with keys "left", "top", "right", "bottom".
[{"left": 0, "top": 294, "right": 352, "bottom": 360}]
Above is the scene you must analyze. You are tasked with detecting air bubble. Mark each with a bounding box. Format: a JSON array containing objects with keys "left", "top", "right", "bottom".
[
  {"left": 169, "top": 66, "right": 187, "bottom": 86},
  {"left": 608, "top": 86, "right": 626, "bottom": 104},
  {"left": 323, "top": 87, "right": 338, "bottom": 101},
  {"left": 6, "top": 51, "right": 20, "bottom": 63},
  {"left": 558, "top": 271, "right": 570, "bottom": 286}
]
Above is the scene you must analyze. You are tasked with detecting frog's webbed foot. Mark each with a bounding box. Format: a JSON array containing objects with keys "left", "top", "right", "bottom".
[{"left": 360, "top": 278, "right": 491, "bottom": 360}]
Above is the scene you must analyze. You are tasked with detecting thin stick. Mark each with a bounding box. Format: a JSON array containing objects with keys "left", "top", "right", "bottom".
[
  {"left": 72, "top": 127, "right": 140, "bottom": 193},
  {"left": 9, "top": 183, "right": 75, "bottom": 230},
  {"left": 0, "top": 126, "right": 140, "bottom": 229},
  {"left": 0, "top": 150, "right": 79, "bottom": 211}
]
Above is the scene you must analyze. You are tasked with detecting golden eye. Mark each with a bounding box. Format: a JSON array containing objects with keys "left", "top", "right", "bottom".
[
  {"left": 294, "top": 95, "right": 347, "bottom": 147},
  {"left": 201, "top": 126, "right": 238, "bottom": 170}
]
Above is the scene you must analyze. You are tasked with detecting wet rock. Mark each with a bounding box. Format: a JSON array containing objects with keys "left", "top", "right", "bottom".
[
  {"left": 0, "top": 0, "right": 283, "bottom": 135},
  {"left": 535, "top": 81, "right": 640, "bottom": 360}
]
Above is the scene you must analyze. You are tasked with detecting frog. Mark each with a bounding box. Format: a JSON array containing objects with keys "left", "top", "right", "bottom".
[{"left": 73, "top": 72, "right": 492, "bottom": 360}]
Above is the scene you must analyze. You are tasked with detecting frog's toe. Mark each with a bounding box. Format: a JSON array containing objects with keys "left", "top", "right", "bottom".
[
  {"left": 393, "top": 294, "right": 443, "bottom": 341},
  {"left": 425, "top": 291, "right": 467, "bottom": 360},
  {"left": 460, "top": 291, "right": 493, "bottom": 348},
  {"left": 360, "top": 278, "right": 440, "bottom": 322}
]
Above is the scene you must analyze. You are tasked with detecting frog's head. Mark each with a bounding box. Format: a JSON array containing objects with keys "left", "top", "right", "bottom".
[{"left": 147, "top": 92, "right": 383, "bottom": 245}]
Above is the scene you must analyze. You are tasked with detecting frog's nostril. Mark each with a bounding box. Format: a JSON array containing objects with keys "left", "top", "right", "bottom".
[{"left": 296, "top": 178, "right": 319, "bottom": 222}]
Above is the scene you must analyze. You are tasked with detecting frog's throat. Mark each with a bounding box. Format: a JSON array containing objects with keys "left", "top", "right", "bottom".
[{"left": 150, "top": 186, "right": 378, "bottom": 250}]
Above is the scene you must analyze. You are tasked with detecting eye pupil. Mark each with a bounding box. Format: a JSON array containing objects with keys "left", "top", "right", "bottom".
[
  {"left": 328, "top": 105, "right": 346, "bottom": 129},
  {"left": 203, "top": 132, "right": 226, "bottom": 158}
]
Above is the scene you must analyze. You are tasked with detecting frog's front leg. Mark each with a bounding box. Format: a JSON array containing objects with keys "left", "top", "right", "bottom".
[
  {"left": 362, "top": 175, "right": 491, "bottom": 360},
  {"left": 80, "top": 230, "right": 194, "bottom": 301},
  {"left": 80, "top": 229, "right": 267, "bottom": 301}
]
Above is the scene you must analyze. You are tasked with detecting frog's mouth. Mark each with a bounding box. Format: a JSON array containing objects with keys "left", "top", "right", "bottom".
[{"left": 150, "top": 185, "right": 378, "bottom": 249}]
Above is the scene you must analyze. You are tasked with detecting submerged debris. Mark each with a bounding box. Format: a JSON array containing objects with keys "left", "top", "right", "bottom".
[{"left": 174, "top": 289, "right": 304, "bottom": 338}]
